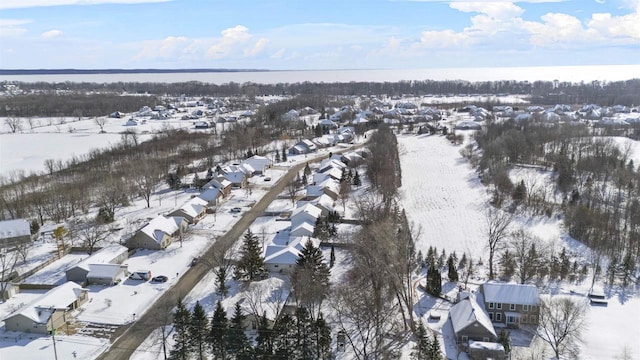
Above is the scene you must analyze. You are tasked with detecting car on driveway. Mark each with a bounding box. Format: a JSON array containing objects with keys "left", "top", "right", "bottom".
[
  {"left": 230, "top": 207, "right": 242, "bottom": 213},
  {"left": 152, "top": 275, "right": 168, "bottom": 283},
  {"left": 264, "top": 177, "right": 271, "bottom": 181}
]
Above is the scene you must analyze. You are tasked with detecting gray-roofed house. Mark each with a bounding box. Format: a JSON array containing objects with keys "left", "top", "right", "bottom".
[
  {"left": 3, "top": 281, "right": 89, "bottom": 334},
  {"left": 0, "top": 219, "right": 33, "bottom": 248},
  {"left": 449, "top": 295, "right": 497, "bottom": 344},
  {"left": 169, "top": 197, "right": 208, "bottom": 224},
  {"left": 479, "top": 282, "right": 540, "bottom": 328},
  {"left": 126, "top": 216, "right": 188, "bottom": 250},
  {"left": 65, "top": 244, "right": 129, "bottom": 283}
]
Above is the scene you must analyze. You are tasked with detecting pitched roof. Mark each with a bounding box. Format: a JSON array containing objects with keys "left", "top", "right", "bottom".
[
  {"left": 86, "top": 264, "right": 127, "bottom": 279},
  {"left": 5, "top": 282, "right": 87, "bottom": 324},
  {"left": 68, "top": 244, "right": 129, "bottom": 272},
  {"left": 481, "top": 282, "right": 540, "bottom": 306},
  {"left": 449, "top": 295, "right": 496, "bottom": 338},
  {"left": 0, "top": 219, "right": 30, "bottom": 239},
  {"left": 290, "top": 221, "right": 315, "bottom": 237},
  {"left": 178, "top": 197, "right": 208, "bottom": 217},
  {"left": 140, "top": 216, "right": 181, "bottom": 244},
  {"left": 291, "top": 203, "right": 322, "bottom": 220}
]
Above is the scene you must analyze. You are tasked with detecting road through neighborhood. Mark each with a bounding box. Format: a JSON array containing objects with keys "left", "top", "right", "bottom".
[{"left": 98, "top": 144, "right": 363, "bottom": 360}]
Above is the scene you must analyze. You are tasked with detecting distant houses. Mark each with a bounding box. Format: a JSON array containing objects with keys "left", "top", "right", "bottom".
[{"left": 0, "top": 219, "right": 34, "bottom": 248}]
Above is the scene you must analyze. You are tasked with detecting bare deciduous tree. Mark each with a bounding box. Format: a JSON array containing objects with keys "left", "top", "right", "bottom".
[
  {"left": 485, "top": 207, "right": 514, "bottom": 280},
  {"left": 511, "top": 228, "right": 545, "bottom": 284},
  {"left": 0, "top": 250, "right": 20, "bottom": 300},
  {"left": 74, "top": 220, "right": 112, "bottom": 255},
  {"left": 4, "top": 117, "right": 22, "bottom": 133},
  {"left": 339, "top": 179, "right": 351, "bottom": 214},
  {"left": 536, "top": 297, "right": 588, "bottom": 359},
  {"left": 94, "top": 117, "right": 107, "bottom": 133}
]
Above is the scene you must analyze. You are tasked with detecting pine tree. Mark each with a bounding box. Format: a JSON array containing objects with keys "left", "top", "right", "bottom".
[
  {"left": 275, "top": 150, "right": 281, "bottom": 163},
  {"left": 329, "top": 246, "right": 336, "bottom": 268},
  {"left": 412, "top": 321, "right": 431, "bottom": 359},
  {"left": 189, "top": 301, "right": 208, "bottom": 360},
  {"left": 426, "top": 266, "right": 442, "bottom": 296},
  {"left": 234, "top": 229, "right": 266, "bottom": 281},
  {"left": 304, "top": 162, "right": 312, "bottom": 176},
  {"left": 291, "top": 240, "right": 331, "bottom": 318},
  {"left": 621, "top": 251, "right": 636, "bottom": 288},
  {"left": 559, "top": 247, "right": 570, "bottom": 280},
  {"left": 255, "top": 312, "right": 273, "bottom": 358},
  {"left": 426, "top": 246, "right": 436, "bottom": 268},
  {"left": 352, "top": 171, "right": 361, "bottom": 187},
  {"left": 437, "top": 249, "right": 446, "bottom": 269},
  {"left": 170, "top": 298, "right": 191, "bottom": 360},
  {"left": 208, "top": 301, "right": 228, "bottom": 359},
  {"left": 459, "top": 253, "right": 468, "bottom": 269},
  {"left": 228, "top": 302, "right": 251, "bottom": 358},
  {"left": 215, "top": 266, "right": 229, "bottom": 297},
  {"left": 500, "top": 250, "right": 516, "bottom": 279},
  {"left": 447, "top": 255, "right": 459, "bottom": 282},
  {"left": 273, "top": 313, "right": 296, "bottom": 359},
  {"left": 282, "top": 146, "right": 287, "bottom": 162},
  {"left": 512, "top": 180, "right": 526, "bottom": 203},
  {"left": 313, "top": 313, "right": 332, "bottom": 359},
  {"left": 427, "top": 333, "right": 442, "bottom": 359}
]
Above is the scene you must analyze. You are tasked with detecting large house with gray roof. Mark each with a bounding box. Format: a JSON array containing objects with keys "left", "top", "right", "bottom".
[{"left": 480, "top": 282, "right": 540, "bottom": 328}]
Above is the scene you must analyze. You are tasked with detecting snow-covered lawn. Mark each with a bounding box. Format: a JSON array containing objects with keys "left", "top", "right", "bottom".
[
  {"left": 0, "top": 333, "right": 109, "bottom": 360},
  {"left": 398, "top": 133, "right": 490, "bottom": 257}
]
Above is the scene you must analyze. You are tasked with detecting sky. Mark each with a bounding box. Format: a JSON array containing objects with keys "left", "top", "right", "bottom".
[{"left": 0, "top": 0, "right": 639, "bottom": 70}]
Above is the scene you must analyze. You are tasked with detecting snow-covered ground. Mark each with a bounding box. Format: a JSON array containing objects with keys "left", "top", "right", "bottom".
[{"left": 0, "top": 333, "right": 109, "bottom": 360}]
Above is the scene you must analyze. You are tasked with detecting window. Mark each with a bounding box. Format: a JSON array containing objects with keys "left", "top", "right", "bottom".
[
  {"left": 488, "top": 302, "right": 494, "bottom": 309},
  {"left": 461, "top": 335, "right": 468, "bottom": 343},
  {"left": 489, "top": 312, "right": 494, "bottom": 321},
  {"left": 507, "top": 315, "right": 517, "bottom": 324},
  {"left": 530, "top": 315, "right": 537, "bottom": 323},
  {"left": 496, "top": 313, "right": 502, "bottom": 322},
  {"left": 510, "top": 304, "right": 516, "bottom": 311},
  {"left": 497, "top": 303, "right": 502, "bottom": 309},
  {"left": 523, "top": 304, "right": 529, "bottom": 312}
]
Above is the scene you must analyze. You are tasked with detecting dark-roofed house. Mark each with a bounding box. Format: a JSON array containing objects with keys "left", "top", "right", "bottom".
[
  {"left": 480, "top": 282, "right": 540, "bottom": 328},
  {"left": 449, "top": 295, "right": 497, "bottom": 344},
  {"left": 3, "top": 281, "right": 89, "bottom": 334}
]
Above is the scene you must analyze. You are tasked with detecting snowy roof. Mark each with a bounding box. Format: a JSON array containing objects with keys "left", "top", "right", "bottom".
[
  {"left": 290, "top": 221, "right": 315, "bottom": 237},
  {"left": 469, "top": 341, "right": 505, "bottom": 351},
  {"left": 68, "top": 244, "right": 129, "bottom": 272},
  {"left": 223, "top": 171, "right": 245, "bottom": 184},
  {"left": 481, "top": 282, "right": 540, "bottom": 306},
  {"left": 242, "top": 155, "right": 271, "bottom": 172},
  {"left": 198, "top": 187, "right": 223, "bottom": 202},
  {"left": 264, "top": 246, "right": 300, "bottom": 266},
  {"left": 140, "top": 216, "right": 181, "bottom": 244},
  {"left": 86, "top": 264, "right": 127, "bottom": 279},
  {"left": 178, "top": 197, "right": 208, "bottom": 217},
  {"left": 306, "top": 185, "right": 324, "bottom": 198},
  {"left": 5, "top": 282, "right": 87, "bottom": 324},
  {"left": 318, "top": 158, "right": 347, "bottom": 172},
  {"left": 0, "top": 219, "right": 30, "bottom": 239},
  {"left": 290, "top": 203, "right": 322, "bottom": 221},
  {"left": 449, "top": 295, "right": 496, "bottom": 338}
]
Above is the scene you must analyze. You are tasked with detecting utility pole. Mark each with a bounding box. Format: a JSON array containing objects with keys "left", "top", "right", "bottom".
[{"left": 48, "top": 307, "right": 59, "bottom": 360}]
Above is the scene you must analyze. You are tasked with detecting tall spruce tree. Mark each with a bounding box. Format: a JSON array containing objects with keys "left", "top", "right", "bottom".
[
  {"left": 291, "top": 240, "right": 331, "bottom": 319},
  {"left": 447, "top": 255, "right": 459, "bottom": 282},
  {"left": 426, "top": 266, "right": 442, "bottom": 296},
  {"left": 208, "top": 301, "right": 228, "bottom": 359},
  {"left": 412, "top": 322, "right": 432, "bottom": 360},
  {"left": 255, "top": 312, "right": 273, "bottom": 358},
  {"left": 189, "top": 301, "right": 208, "bottom": 360},
  {"left": 234, "top": 229, "right": 265, "bottom": 281},
  {"left": 352, "top": 171, "right": 361, "bottom": 187},
  {"left": 228, "top": 302, "right": 251, "bottom": 359},
  {"left": 272, "top": 313, "right": 296, "bottom": 358},
  {"left": 169, "top": 298, "right": 191, "bottom": 360}
]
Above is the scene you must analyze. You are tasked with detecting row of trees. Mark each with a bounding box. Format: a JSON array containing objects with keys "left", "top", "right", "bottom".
[
  {"left": 8, "top": 78, "right": 640, "bottom": 105},
  {"left": 170, "top": 299, "right": 331, "bottom": 360}
]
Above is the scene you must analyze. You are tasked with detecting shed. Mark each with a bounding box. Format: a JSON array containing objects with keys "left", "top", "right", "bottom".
[{"left": 86, "top": 264, "right": 128, "bottom": 285}]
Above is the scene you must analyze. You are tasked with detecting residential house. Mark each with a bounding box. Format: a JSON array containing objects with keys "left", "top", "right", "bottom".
[
  {"left": 222, "top": 171, "right": 247, "bottom": 188},
  {"left": 0, "top": 219, "right": 33, "bottom": 248},
  {"left": 86, "top": 264, "right": 128, "bottom": 285},
  {"left": 289, "top": 203, "right": 322, "bottom": 238},
  {"left": 317, "top": 158, "right": 347, "bottom": 174},
  {"left": 479, "top": 282, "right": 540, "bottom": 327},
  {"left": 169, "top": 197, "right": 208, "bottom": 224},
  {"left": 126, "top": 216, "right": 188, "bottom": 250},
  {"left": 242, "top": 155, "right": 272, "bottom": 175},
  {"left": 3, "top": 281, "right": 89, "bottom": 334},
  {"left": 198, "top": 187, "right": 224, "bottom": 206},
  {"left": 297, "top": 194, "right": 335, "bottom": 216},
  {"left": 313, "top": 167, "right": 342, "bottom": 183},
  {"left": 263, "top": 234, "right": 321, "bottom": 273},
  {"left": 1, "top": 282, "right": 19, "bottom": 300},
  {"left": 468, "top": 341, "right": 506, "bottom": 360},
  {"left": 65, "top": 244, "right": 129, "bottom": 283},
  {"left": 202, "top": 177, "right": 233, "bottom": 199},
  {"left": 288, "top": 139, "right": 317, "bottom": 155},
  {"left": 449, "top": 295, "right": 497, "bottom": 344}
]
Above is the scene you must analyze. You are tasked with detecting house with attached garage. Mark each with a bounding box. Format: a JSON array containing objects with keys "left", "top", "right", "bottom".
[
  {"left": 242, "top": 155, "right": 272, "bottom": 175},
  {"left": 65, "top": 244, "right": 129, "bottom": 283},
  {"left": 126, "top": 215, "right": 188, "bottom": 250},
  {"left": 3, "top": 281, "right": 89, "bottom": 334},
  {"left": 479, "top": 282, "right": 540, "bottom": 328},
  {"left": 449, "top": 294, "right": 498, "bottom": 344},
  {"left": 289, "top": 139, "right": 318, "bottom": 155},
  {"left": 85, "top": 263, "right": 128, "bottom": 285},
  {"left": 289, "top": 203, "right": 322, "bottom": 237},
  {"left": 169, "top": 197, "right": 208, "bottom": 224},
  {"left": 263, "top": 231, "right": 321, "bottom": 273}
]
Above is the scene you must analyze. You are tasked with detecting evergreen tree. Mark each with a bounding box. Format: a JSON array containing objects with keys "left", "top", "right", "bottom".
[
  {"left": 329, "top": 245, "right": 336, "bottom": 268},
  {"left": 189, "top": 301, "right": 208, "bottom": 360},
  {"left": 427, "top": 333, "right": 442, "bottom": 359},
  {"left": 621, "top": 250, "right": 636, "bottom": 288},
  {"left": 169, "top": 298, "right": 191, "bottom": 360},
  {"left": 304, "top": 162, "right": 312, "bottom": 176},
  {"left": 437, "top": 249, "right": 446, "bottom": 269},
  {"left": 500, "top": 250, "right": 516, "bottom": 279},
  {"left": 412, "top": 321, "right": 432, "bottom": 360},
  {"left": 447, "top": 255, "right": 459, "bottom": 282},
  {"left": 282, "top": 146, "right": 287, "bottom": 162},
  {"left": 215, "top": 266, "right": 229, "bottom": 297},
  {"left": 559, "top": 247, "right": 570, "bottom": 280},
  {"left": 234, "top": 229, "right": 266, "bottom": 281},
  {"left": 313, "top": 313, "right": 332, "bottom": 359},
  {"left": 426, "top": 266, "right": 442, "bottom": 296},
  {"left": 498, "top": 329, "right": 511, "bottom": 355},
  {"left": 273, "top": 313, "right": 296, "bottom": 358},
  {"left": 291, "top": 240, "right": 331, "bottom": 318},
  {"left": 255, "top": 312, "right": 273, "bottom": 358},
  {"left": 208, "top": 301, "right": 228, "bottom": 359},
  {"left": 459, "top": 252, "right": 468, "bottom": 270},
  {"left": 275, "top": 150, "right": 281, "bottom": 163},
  {"left": 426, "top": 246, "right": 436, "bottom": 268},
  {"left": 512, "top": 180, "right": 526, "bottom": 203},
  {"left": 607, "top": 256, "right": 618, "bottom": 285},
  {"left": 228, "top": 302, "right": 251, "bottom": 359},
  {"left": 352, "top": 171, "right": 361, "bottom": 187}
]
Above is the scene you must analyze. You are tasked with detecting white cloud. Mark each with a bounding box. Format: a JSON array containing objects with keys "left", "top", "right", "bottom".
[
  {"left": 270, "top": 48, "right": 286, "bottom": 59},
  {"left": 134, "top": 35, "right": 190, "bottom": 60},
  {"left": 0, "top": 0, "right": 172, "bottom": 10},
  {"left": 450, "top": 1, "right": 525, "bottom": 19},
  {"left": 588, "top": 11, "right": 640, "bottom": 41},
  {"left": 206, "top": 25, "right": 252, "bottom": 59},
  {"left": 421, "top": 29, "right": 471, "bottom": 48},
  {"left": 0, "top": 19, "right": 31, "bottom": 38},
  {"left": 41, "top": 29, "right": 63, "bottom": 38},
  {"left": 244, "top": 38, "right": 269, "bottom": 57}
]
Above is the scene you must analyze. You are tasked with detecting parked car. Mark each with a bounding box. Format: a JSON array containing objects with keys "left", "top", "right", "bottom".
[
  {"left": 152, "top": 275, "right": 168, "bottom": 283},
  {"left": 263, "top": 177, "right": 271, "bottom": 181},
  {"left": 191, "top": 257, "right": 199, "bottom": 266},
  {"left": 230, "top": 207, "right": 242, "bottom": 213}
]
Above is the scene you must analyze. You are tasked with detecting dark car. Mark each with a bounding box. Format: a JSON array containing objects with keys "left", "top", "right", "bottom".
[
  {"left": 191, "top": 257, "right": 199, "bottom": 266},
  {"left": 152, "top": 275, "right": 168, "bottom": 283},
  {"left": 230, "top": 207, "right": 242, "bottom": 213}
]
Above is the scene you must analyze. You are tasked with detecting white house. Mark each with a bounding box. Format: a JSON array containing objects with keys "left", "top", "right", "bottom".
[
  {"left": 169, "top": 197, "right": 208, "bottom": 224},
  {"left": 0, "top": 219, "right": 32, "bottom": 248},
  {"left": 290, "top": 203, "right": 322, "bottom": 230},
  {"left": 126, "top": 216, "right": 188, "bottom": 250},
  {"left": 65, "top": 244, "right": 129, "bottom": 283},
  {"left": 242, "top": 155, "right": 272, "bottom": 175},
  {"left": 263, "top": 235, "right": 321, "bottom": 273},
  {"left": 3, "top": 281, "right": 89, "bottom": 334}
]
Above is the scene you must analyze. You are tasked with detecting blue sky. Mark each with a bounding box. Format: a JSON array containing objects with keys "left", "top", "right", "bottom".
[{"left": 0, "top": 0, "right": 639, "bottom": 70}]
